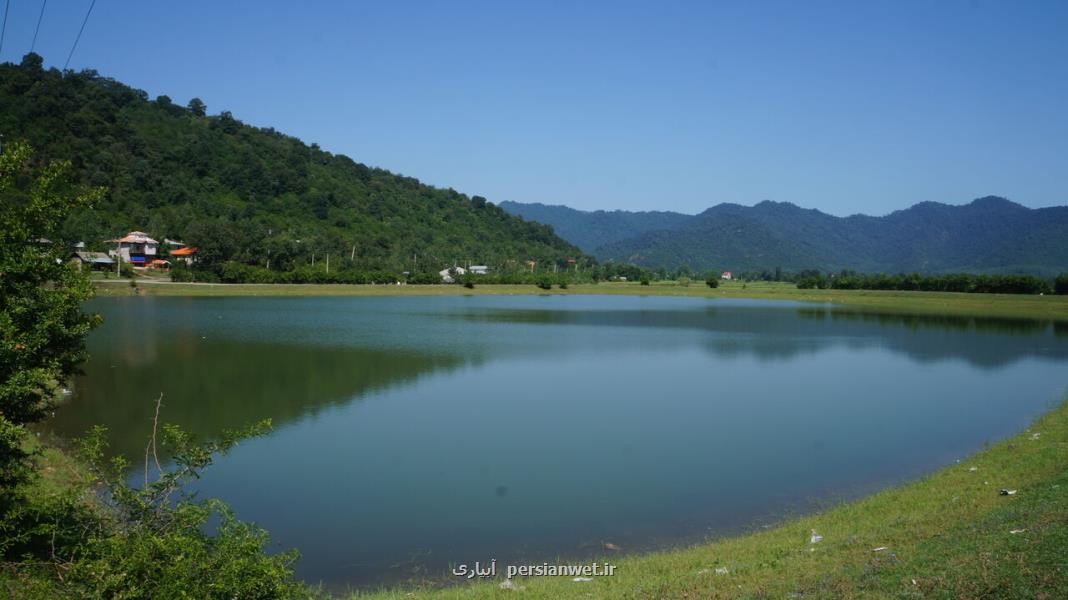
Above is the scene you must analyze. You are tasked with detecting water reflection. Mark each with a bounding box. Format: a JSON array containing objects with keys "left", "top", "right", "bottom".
[{"left": 46, "top": 295, "right": 1068, "bottom": 589}]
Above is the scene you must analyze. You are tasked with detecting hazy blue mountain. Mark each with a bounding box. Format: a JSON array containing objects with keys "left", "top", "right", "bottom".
[
  {"left": 510, "top": 198, "right": 1068, "bottom": 276},
  {"left": 499, "top": 201, "right": 690, "bottom": 253}
]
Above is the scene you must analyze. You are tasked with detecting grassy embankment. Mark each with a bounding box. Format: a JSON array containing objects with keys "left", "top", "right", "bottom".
[
  {"left": 353, "top": 400, "right": 1068, "bottom": 599},
  {"left": 92, "top": 277, "right": 1068, "bottom": 321}
]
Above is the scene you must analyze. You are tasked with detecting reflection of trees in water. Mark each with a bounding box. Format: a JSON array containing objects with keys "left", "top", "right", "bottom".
[
  {"left": 55, "top": 299, "right": 1068, "bottom": 460},
  {"left": 54, "top": 341, "right": 470, "bottom": 460},
  {"left": 445, "top": 306, "right": 1068, "bottom": 368}
]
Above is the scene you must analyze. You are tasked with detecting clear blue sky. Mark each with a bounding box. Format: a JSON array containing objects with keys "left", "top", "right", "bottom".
[{"left": 3, "top": 0, "right": 1066, "bottom": 215}]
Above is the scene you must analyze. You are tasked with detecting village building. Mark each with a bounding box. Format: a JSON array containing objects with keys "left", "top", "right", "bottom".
[
  {"left": 721, "top": 271, "right": 733, "bottom": 280},
  {"left": 439, "top": 266, "right": 467, "bottom": 283},
  {"left": 169, "top": 246, "right": 198, "bottom": 264},
  {"left": 107, "top": 231, "right": 159, "bottom": 267},
  {"left": 69, "top": 251, "right": 115, "bottom": 272},
  {"left": 469, "top": 265, "right": 489, "bottom": 275}
]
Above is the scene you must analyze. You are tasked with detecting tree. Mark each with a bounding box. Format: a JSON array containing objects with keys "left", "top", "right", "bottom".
[
  {"left": 187, "top": 97, "right": 207, "bottom": 117},
  {"left": 1, "top": 142, "right": 102, "bottom": 541},
  {"left": 705, "top": 275, "right": 719, "bottom": 288},
  {"left": 0, "top": 142, "right": 103, "bottom": 427},
  {"left": 1056, "top": 274, "right": 1068, "bottom": 295}
]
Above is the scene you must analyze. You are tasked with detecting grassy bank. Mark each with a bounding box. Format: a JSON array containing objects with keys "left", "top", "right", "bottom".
[
  {"left": 93, "top": 279, "right": 1068, "bottom": 321},
  {"left": 355, "top": 399, "right": 1068, "bottom": 599}
]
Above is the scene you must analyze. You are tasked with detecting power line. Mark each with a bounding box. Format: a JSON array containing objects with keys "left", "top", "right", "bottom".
[
  {"left": 64, "top": 0, "right": 97, "bottom": 70},
  {"left": 0, "top": 0, "right": 10, "bottom": 58},
  {"left": 31, "top": 0, "right": 48, "bottom": 54}
]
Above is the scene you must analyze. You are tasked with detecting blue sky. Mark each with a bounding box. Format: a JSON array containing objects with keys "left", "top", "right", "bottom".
[{"left": 3, "top": 0, "right": 1066, "bottom": 215}]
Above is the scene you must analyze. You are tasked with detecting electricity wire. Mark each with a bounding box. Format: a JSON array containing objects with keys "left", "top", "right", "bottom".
[
  {"left": 31, "top": 0, "right": 48, "bottom": 54},
  {"left": 64, "top": 0, "right": 97, "bottom": 70}
]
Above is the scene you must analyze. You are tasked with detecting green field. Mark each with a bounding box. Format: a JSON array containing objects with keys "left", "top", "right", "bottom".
[
  {"left": 93, "top": 279, "right": 1068, "bottom": 321},
  {"left": 347, "top": 398, "right": 1068, "bottom": 600}
]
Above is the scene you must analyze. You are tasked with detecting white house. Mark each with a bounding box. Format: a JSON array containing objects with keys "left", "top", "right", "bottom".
[
  {"left": 439, "top": 267, "right": 467, "bottom": 283},
  {"left": 721, "top": 271, "right": 733, "bottom": 280},
  {"left": 469, "top": 265, "right": 489, "bottom": 275},
  {"left": 107, "top": 231, "right": 159, "bottom": 267}
]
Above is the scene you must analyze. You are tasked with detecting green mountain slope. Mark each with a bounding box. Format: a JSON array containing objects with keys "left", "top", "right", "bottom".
[
  {"left": 499, "top": 201, "right": 690, "bottom": 253},
  {"left": 514, "top": 198, "right": 1068, "bottom": 276},
  {"left": 0, "top": 54, "right": 583, "bottom": 275}
]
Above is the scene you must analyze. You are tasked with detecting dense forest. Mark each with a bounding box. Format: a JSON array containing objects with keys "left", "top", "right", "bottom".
[
  {"left": 0, "top": 54, "right": 587, "bottom": 280},
  {"left": 498, "top": 201, "right": 690, "bottom": 253},
  {"left": 504, "top": 197, "right": 1068, "bottom": 277}
]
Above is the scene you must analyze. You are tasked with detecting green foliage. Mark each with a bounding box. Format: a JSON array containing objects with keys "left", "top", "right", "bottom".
[
  {"left": 499, "top": 201, "right": 690, "bottom": 254},
  {"left": 1055, "top": 274, "right": 1068, "bottom": 295},
  {"left": 4, "top": 419, "right": 308, "bottom": 599},
  {"left": 1, "top": 142, "right": 309, "bottom": 597},
  {"left": 0, "top": 55, "right": 586, "bottom": 280},
  {"left": 796, "top": 271, "right": 1053, "bottom": 295},
  {"left": 564, "top": 198, "right": 1068, "bottom": 277},
  {"left": 0, "top": 142, "right": 103, "bottom": 427},
  {"left": 705, "top": 276, "right": 719, "bottom": 289},
  {"left": 536, "top": 277, "right": 553, "bottom": 290},
  {"left": 639, "top": 274, "right": 651, "bottom": 286}
]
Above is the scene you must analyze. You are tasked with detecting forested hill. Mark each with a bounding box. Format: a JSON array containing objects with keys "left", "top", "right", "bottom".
[
  {"left": 507, "top": 198, "right": 1068, "bottom": 277},
  {"left": 498, "top": 201, "right": 690, "bottom": 253},
  {"left": 597, "top": 198, "right": 1068, "bottom": 275},
  {"left": 0, "top": 54, "right": 583, "bottom": 275}
]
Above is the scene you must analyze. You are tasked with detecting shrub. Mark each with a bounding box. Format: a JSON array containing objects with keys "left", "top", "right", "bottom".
[
  {"left": 536, "top": 277, "right": 553, "bottom": 290},
  {"left": 705, "top": 277, "right": 719, "bottom": 289},
  {"left": 639, "top": 274, "right": 651, "bottom": 286},
  {"left": 1055, "top": 274, "right": 1068, "bottom": 295}
]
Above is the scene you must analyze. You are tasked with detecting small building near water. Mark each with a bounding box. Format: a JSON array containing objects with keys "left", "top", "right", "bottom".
[
  {"left": 70, "top": 251, "right": 115, "bottom": 272},
  {"left": 107, "top": 231, "right": 159, "bottom": 267},
  {"left": 439, "top": 267, "right": 467, "bottom": 283},
  {"left": 169, "top": 246, "right": 198, "bottom": 264}
]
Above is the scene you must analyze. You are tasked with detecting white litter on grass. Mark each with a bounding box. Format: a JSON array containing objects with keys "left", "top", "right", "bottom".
[
  {"left": 715, "top": 567, "right": 729, "bottom": 575},
  {"left": 1000, "top": 489, "right": 1017, "bottom": 496},
  {"left": 809, "top": 530, "right": 823, "bottom": 544},
  {"left": 1010, "top": 529, "right": 1027, "bottom": 534},
  {"left": 968, "top": 466, "right": 978, "bottom": 472},
  {"left": 872, "top": 547, "right": 888, "bottom": 552},
  {"left": 499, "top": 579, "right": 524, "bottom": 590},
  {"left": 572, "top": 577, "right": 593, "bottom": 582},
  {"left": 1030, "top": 432, "right": 1041, "bottom": 440}
]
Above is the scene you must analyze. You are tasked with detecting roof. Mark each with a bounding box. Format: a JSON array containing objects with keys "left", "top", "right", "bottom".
[
  {"left": 149, "top": 259, "right": 170, "bottom": 265},
  {"left": 73, "top": 251, "right": 115, "bottom": 264},
  {"left": 107, "top": 231, "right": 159, "bottom": 244},
  {"left": 169, "top": 246, "right": 198, "bottom": 256}
]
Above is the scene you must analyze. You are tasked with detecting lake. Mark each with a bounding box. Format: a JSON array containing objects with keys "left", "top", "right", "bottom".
[{"left": 47, "top": 295, "right": 1068, "bottom": 590}]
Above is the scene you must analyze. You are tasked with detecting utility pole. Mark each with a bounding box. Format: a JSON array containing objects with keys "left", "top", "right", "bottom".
[{"left": 326, "top": 253, "right": 330, "bottom": 273}]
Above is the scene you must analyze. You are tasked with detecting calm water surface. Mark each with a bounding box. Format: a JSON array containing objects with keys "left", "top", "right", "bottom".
[{"left": 48, "top": 295, "right": 1068, "bottom": 589}]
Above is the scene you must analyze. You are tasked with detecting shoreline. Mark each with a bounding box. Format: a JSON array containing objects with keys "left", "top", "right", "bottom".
[
  {"left": 353, "top": 399, "right": 1068, "bottom": 598},
  {"left": 92, "top": 279, "right": 1068, "bottom": 321}
]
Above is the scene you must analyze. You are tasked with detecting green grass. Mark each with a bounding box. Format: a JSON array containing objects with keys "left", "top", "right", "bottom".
[
  {"left": 92, "top": 279, "right": 1068, "bottom": 321},
  {"left": 352, "top": 400, "right": 1068, "bottom": 599}
]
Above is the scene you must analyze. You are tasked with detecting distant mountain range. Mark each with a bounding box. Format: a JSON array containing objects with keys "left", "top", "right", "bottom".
[{"left": 502, "top": 198, "right": 1068, "bottom": 276}]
